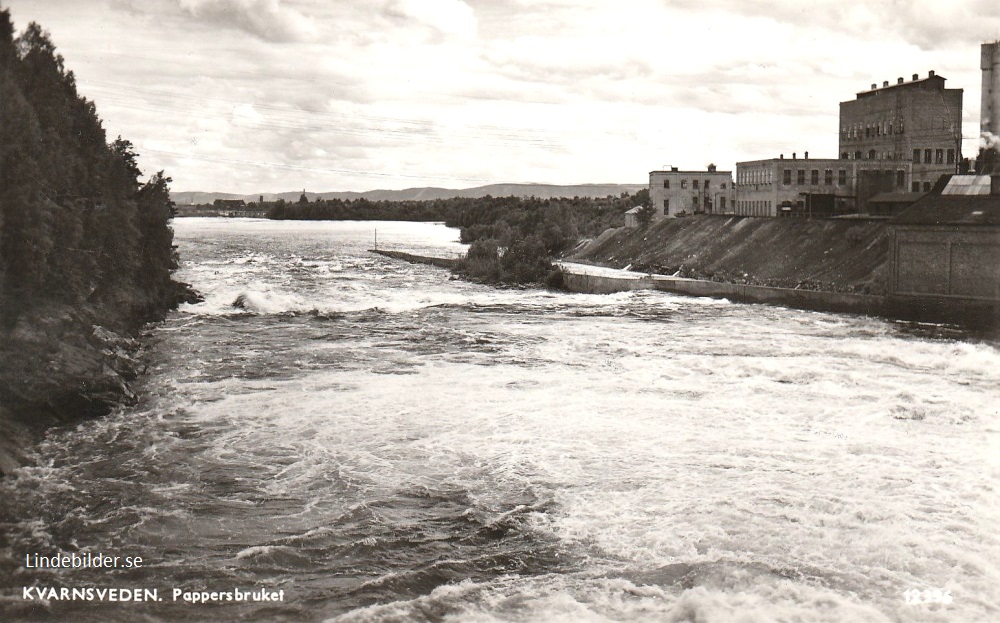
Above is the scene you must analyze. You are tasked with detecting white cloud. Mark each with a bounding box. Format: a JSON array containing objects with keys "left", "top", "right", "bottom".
[
  {"left": 177, "top": 0, "right": 317, "bottom": 42},
  {"left": 386, "top": 0, "right": 477, "bottom": 38}
]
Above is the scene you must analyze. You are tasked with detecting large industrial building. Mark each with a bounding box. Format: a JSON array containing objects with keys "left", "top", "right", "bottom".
[
  {"left": 735, "top": 153, "right": 913, "bottom": 217},
  {"left": 648, "top": 165, "right": 734, "bottom": 219},
  {"left": 838, "top": 71, "right": 963, "bottom": 192}
]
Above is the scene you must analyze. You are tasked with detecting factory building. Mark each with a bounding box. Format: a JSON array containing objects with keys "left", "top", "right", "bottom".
[
  {"left": 648, "top": 165, "right": 734, "bottom": 219},
  {"left": 735, "top": 153, "right": 913, "bottom": 217},
  {"left": 888, "top": 175, "right": 1000, "bottom": 319},
  {"left": 839, "top": 71, "right": 963, "bottom": 193}
]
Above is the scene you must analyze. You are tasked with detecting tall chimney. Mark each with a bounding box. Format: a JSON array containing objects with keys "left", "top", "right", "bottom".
[
  {"left": 792, "top": 152, "right": 797, "bottom": 159},
  {"left": 804, "top": 151, "right": 809, "bottom": 159},
  {"left": 780, "top": 154, "right": 784, "bottom": 159},
  {"left": 982, "top": 42, "right": 1000, "bottom": 147}
]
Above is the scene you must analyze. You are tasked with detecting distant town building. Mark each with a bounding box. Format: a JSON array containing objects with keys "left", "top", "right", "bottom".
[
  {"left": 648, "top": 164, "right": 734, "bottom": 219},
  {"left": 213, "top": 199, "right": 246, "bottom": 208},
  {"left": 888, "top": 174, "right": 1000, "bottom": 313},
  {"left": 735, "top": 153, "right": 913, "bottom": 217},
  {"left": 839, "top": 71, "right": 962, "bottom": 193}
]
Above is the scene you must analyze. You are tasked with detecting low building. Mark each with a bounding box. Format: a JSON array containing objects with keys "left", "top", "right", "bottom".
[
  {"left": 888, "top": 175, "right": 1000, "bottom": 321},
  {"left": 624, "top": 206, "right": 642, "bottom": 229},
  {"left": 649, "top": 165, "right": 734, "bottom": 219},
  {"left": 735, "top": 154, "right": 913, "bottom": 217}
]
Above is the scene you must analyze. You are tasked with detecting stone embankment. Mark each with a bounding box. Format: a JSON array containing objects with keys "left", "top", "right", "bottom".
[{"left": 569, "top": 215, "right": 889, "bottom": 294}]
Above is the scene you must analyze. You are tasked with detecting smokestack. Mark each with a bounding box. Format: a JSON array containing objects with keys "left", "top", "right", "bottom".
[{"left": 897, "top": 77, "right": 904, "bottom": 84}]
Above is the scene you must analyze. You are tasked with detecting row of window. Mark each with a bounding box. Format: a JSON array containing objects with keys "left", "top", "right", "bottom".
[
  {"left": 662, "top": 197, "right": 728, "bottom": 211},
  {"left": 839, "top": 148, "right": 956, "bottom": 163},
  {"left": 736, "top": 200, "right": 772, "bottom": 217},
  {"left": 842, "top": 119, "right": 904, "bottom": 140},
  {"left": 912, "top": 148, "right": 955, "bottom": 165},
  {"left": 912, "top": 181, "right": 932, "bottom": 192},
  {"left": 662, "top": 179, "right": 727, "bottom": 190}
]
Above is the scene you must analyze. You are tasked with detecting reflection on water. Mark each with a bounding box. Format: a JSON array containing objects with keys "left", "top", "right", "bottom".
[{"left": 1, "top": 218, "right": 997, "bottom": 623}]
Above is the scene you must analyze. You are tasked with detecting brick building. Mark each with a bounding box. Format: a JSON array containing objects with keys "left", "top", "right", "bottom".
[
  {"left": 839, "top": 71, "right": 963, "bottom": 193},
  {"left": 648, "top": 165, "right": 734, "bottom": 219},
  {"left": 735, "top": 153, "right": 913, "bottom": 217}
]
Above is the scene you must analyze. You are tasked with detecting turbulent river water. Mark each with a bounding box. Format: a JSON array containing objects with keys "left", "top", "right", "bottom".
[{"left": 1, "top": 218, "right": 998, "bottom": 623}]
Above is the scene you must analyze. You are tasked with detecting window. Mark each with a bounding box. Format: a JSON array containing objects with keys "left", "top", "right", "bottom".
[
  {"left": 924, "top": 149, "right": 931, "bottom": 164},
  {"left": 663, "top": 180, "right": 669, "bottom": 188},
  {"left": 913, "top": 149, "right": 920, "bottom": 163},
  {"left": 896, "top": 170, "right": 905, "bottom": 187},
  {"left": 855, "top": 150, "right": 862, "bottom": 160},
  {"left": 888, "top": 122, "right": 892, "bottom": 134},
  {"left": 720, "top": 197, "right": 726, "bottom": 210},
  {"left": 899, "top": 120, "right": 904, "bottom": 133},
  {"left": 663, "top": 199, "right": 669, "bottom": 210},
  {"left": 935, "top": 149, "right": 943, "bottom": 164},
  {"left": 704, "top": 180, "right": 710, "bottom": 190},
  {"left": 838, "top": 169, "right": 847, "bottom": 185},
  {"left": 868, "top": 150, "right": 877, "bottom": 160},
  {"left": 720, "top": 182, "right": 726, "bottom": 189},
  {"left": 783, "top": 169, "right": 792, "bottom": 185},
  {"left": 824, "top": 169, "right": 833, "bottom": 185},
  {"left": 923, "top": 181, "right": 931, "bottom": 192},
  {"left": 692, "top": 195, "right": 699, "bottom": 206},
  {"left": 912, "top": 181, "right": 920, "bottom": 192},
  {"left": 947, "top": 149, "right": 955, "bottom": 164},
  {"left": 797, "top": 170, "right": 805, "bottom": 185},
  {"left": 681, "top": 179, "right": 687, "bottom": 189},
  {"left": 810, "top": 170, "right": 819, "bottom": 185},
  {"left": 693, "top": 180, "right": 700, "bottom": 189}
]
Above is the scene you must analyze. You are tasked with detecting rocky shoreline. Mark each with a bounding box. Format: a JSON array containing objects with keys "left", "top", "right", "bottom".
[{"left": 0, "top": 283, "right": 201, "bottom": 476}]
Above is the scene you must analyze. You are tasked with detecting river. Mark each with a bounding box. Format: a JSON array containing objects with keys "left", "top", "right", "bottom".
[{"left": 1, "top": 218, "right": 997, "bottom": 623}]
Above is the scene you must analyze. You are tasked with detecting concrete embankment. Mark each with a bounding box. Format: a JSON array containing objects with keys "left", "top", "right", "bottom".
[
  {"left": 557, "top": 263, "right": 886, "bottom": 316},
  {"left": 371, "top": 249, "right": 460, "bottom": 270}
]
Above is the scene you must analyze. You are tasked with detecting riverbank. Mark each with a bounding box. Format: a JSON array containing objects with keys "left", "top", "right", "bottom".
[
  {"left": 0, "top": 284, "right": 200, "bottom": 476},
  {"left": 568, "top": 214, "right": 888, "bottom": 294}
]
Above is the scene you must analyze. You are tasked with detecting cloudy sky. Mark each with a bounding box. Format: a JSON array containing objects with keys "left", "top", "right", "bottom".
[{"left": 4, "top": 0, "right": 999, "bottom": 193}]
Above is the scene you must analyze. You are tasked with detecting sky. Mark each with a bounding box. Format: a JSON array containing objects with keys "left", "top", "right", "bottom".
[{"left": 3, "top": 0, "right": 999, "bottom": 194}]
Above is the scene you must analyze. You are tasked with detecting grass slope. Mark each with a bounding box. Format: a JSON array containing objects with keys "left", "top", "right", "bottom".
[{"left": 569, "top": 215, "right": 889, "bottom": 294}]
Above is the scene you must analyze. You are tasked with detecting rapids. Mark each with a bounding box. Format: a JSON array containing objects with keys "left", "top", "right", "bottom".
[{"left": 1, "top": 218, "right": 997, "bottom": 623}]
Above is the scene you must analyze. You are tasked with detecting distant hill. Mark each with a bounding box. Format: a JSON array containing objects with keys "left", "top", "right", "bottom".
[{"left": 172, "top": 183, "right": 647, "bottom": 205}]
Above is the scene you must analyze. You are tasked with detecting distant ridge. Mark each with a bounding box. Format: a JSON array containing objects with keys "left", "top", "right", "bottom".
[{"left": 173, "top": 183, "right": 647, "bottom": 205}]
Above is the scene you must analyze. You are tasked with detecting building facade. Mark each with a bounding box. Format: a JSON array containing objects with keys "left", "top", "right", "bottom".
[
  {"left": 735, "top": 154, "right": 913, "bottom": 217},
  {"left": 648, "top": 165, "right": 734, "bottom": 219},
  {"left": 839, "top": 71, "right": 963, "bottom": 193}
]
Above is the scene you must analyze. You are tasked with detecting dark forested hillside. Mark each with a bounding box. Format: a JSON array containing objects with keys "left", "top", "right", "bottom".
[{"left": 0, "top": 6, "right": 193, "bottom": 469}]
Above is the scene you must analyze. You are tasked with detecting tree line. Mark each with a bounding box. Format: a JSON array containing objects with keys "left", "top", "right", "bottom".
[
  {"left": 269, "top": 192, "right": 647, "bottom": 284},
  {"left": 0, "top": 7, "right": 182, "bottom": 328}
]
